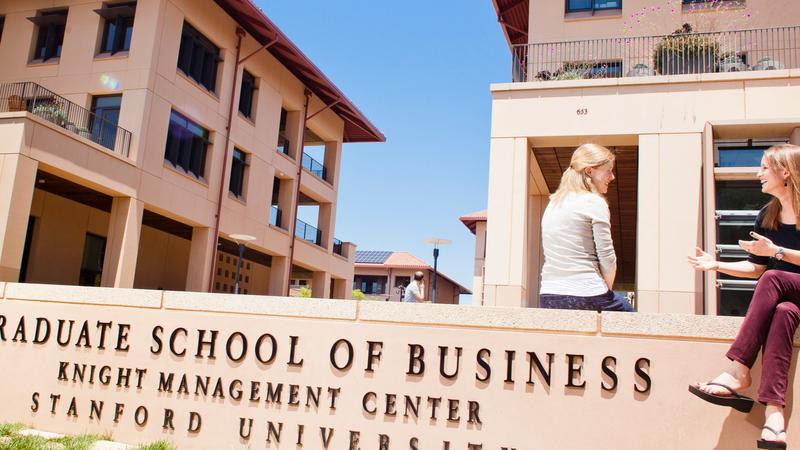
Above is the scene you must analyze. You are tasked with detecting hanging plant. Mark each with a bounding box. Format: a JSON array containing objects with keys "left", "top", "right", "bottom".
[{"left": 653, "top": 23, "right": 720, "bottom": 75}]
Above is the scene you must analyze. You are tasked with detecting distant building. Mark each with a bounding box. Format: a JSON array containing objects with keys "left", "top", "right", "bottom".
[
  {"left": 354, "top": 251, "right": 471, "bottom": 304},
  {"left": 459, "top": 210, "right": 487, "bottom": 305}
]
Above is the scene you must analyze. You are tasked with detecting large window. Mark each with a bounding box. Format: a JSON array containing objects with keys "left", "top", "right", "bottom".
[
  {"left": 229, "top": 148, "right": 248, "bottom": 198},
  {"left": 91, "top": 95, "right": 122, "bottom": 150},
  {"left": 238, "top": 70, "right": 257, "bottom": 119},
  {"left": 29, "top": 9, "right": 68, "bottom": 61},
  {"left": 177, "top": 22, "right": 220, "bottom": 93},
  {"left": 354, "top": 275, "right": 388, "bottom": 295},
  {"left": 79, "top": 234, "right": 106, "bottom": 287},
  {"left": 277, "top": 108, "right": 290, "bottom": 155},
  {"left": 95, "top": 2, "right": 136, "bottom": 54},
  {"left": 566, "top": 0, "right": 621, "bottom": 12},
  {"left": 164, "top": 110, "right": 210, "bottom": 179}
]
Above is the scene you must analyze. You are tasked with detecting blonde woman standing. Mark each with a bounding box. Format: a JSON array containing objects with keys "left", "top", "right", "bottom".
[{"left": 539, "top": 143, "right": 631, "bottom": 312}]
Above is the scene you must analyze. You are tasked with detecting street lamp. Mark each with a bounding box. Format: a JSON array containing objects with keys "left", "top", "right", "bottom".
[
  {"left": 424, "top": 237, "right": 452, "bottom": 303},
  {"left": 229, "top": 234, "right": 256, "bottom": 294}
]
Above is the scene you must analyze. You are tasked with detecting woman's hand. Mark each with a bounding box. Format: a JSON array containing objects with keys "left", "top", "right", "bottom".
[
  {"left": 688, "top": 247, "right": 719, "bottom": 271},
  {"left": 739, "top": 231, "right": 778, "bottom": 257}
]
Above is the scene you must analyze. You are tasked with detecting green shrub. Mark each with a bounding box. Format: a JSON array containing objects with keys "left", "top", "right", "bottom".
[
  {"left": 352, "top": 289, "right": 365, "bottom": 300},
  {"left": 299, "top": 287, "right": 312, "bottom": 298}
]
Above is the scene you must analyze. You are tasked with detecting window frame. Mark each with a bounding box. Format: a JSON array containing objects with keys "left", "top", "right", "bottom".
[
  {"left": 164, "top": 110, "right": 211, "bottom": 180},
  {"left": 177, "top": 22, "right": 221, "bottom": 94},
  {"left": 229, "top": 147, "right": 248, "bottom": 198},
  {"left": 90, "top": 94, "right": 123, "bottom": 150},
  {"left": 238, "top": 69, "right": 257, "bottom": 119},
  {"left": 565, "top": 0, "right": 622, "bottom": 13},
  {"left": 96, "top": 1, "right": 137, "bottom": 55},
  {"left": 30, "top": 9, "right": 68, "bottom": 62}
]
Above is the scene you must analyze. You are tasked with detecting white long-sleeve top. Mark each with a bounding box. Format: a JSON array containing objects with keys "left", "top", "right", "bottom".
[{"left": 540, "top": 192, "right": 617, "bottom": 296}]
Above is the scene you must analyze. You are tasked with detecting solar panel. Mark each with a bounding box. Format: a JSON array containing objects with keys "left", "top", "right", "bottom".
[{"left": 355, "top": 250, "right": 392, "bottom": 264}]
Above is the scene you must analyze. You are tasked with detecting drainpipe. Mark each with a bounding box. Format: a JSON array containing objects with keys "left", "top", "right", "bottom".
[
  {"left": 207, "top": 26, "right": 246, "bottom": 292},
  {"left": 285, "top": 89, "right": 312, "bottom": 296}
]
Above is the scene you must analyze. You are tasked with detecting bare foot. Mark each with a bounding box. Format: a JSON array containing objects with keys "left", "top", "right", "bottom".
[
  {"left": 695, "top": 362, "right": 751, "bottom": 396},
  {"left": 762, "top": 405, "right": 787, "bottom": 443}
]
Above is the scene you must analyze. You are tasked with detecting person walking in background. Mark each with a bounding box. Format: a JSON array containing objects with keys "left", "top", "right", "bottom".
[
  {"left": 688, "top": 144, "right": 800, "bottom": 449},
  {"left": 539, "top": 143, "right": 632, "bottom": 312},
  {"left": 403, "top": 271, "right": 426, "bottom": 303}
]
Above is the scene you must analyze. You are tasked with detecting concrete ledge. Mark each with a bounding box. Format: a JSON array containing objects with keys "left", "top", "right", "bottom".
[
  {"left": 163, "top": 291, "right": 358, "bottom": 320},
  {"left": 601, "top": 311, "right": 743, "bottom": 340},
  {"left": 3, "top": 283, "right": 162, "bottom": 308},
  {"left": 358, "top": 301, "right": 599, "bottom": 333}
]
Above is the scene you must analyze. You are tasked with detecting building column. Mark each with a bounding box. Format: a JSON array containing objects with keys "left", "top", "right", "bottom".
[
  {"left": 483, "top": 137, "right": 530, "bottom": 307},
  {"left": 0, "top": 154, "right": 38, "bottom": 282},
  {"left": 790, "top": 128, "right": 800, "bottom": 145},
  {"left": 312, "top": 271, "right": 331, "bottom": 299},
  {"left": 332, "top": 278, "right": 348, "bottom": 299},
  {"left": 268, "top": 255, "right": 289, "bottom": 296},
  {"left": 185, "top": 227, "right": 216, "bottom": 292},
  {"left": 323, "top": 140, "right": 342, "bottom": 188},
  {"left": 318, "top": 202, "right": 334, "bottom": 251},
  {"left": 101, "top": 197, "right": 144, "bottom": 288}
]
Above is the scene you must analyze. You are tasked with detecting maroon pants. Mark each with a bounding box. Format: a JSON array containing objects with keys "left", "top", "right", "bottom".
[{"left": 727, "top": 270, "right": 800, "bottom": 406}]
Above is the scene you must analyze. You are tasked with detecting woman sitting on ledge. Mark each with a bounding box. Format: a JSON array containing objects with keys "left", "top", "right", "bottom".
[
  {"left": 689, "top": 143, "right": 800, "bottom": 449},
  {"left": 539, "top": 143, "right": 632, "bottom": 312}
]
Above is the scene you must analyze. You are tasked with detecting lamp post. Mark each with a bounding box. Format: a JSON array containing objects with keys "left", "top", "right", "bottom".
[
  {"left": 424, "top": 238, "right": 452, "bottom": 303},
  {"left": 229, "top": 234, "right": 256, "bottom": 294}
]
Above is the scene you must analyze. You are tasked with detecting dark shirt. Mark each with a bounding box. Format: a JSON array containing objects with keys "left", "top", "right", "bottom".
[{"left": 748, "top": 208, "right": 800, "bottom": 274}]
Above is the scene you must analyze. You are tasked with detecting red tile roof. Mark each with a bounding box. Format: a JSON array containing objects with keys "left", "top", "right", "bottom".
[
  {"left": 492, "top": 0, "right": 529, "bottom": 48},
  {"left": 459, "top": 209, "right": 487, "bottom": 235},
  {"left": 214, "top": 0, "right": 385, "bottom": 143}
]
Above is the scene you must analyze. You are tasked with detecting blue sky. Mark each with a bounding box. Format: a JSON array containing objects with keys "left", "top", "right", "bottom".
[{"left": 258, "top": 1, "right": 510, "bottom": 303}]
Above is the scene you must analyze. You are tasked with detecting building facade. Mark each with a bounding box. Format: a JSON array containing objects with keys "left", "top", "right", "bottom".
[
  {"left": 0, "top": 0, "right": 383, "bottom": 298},
  {"left": 486, "top": 0, "right": 800, "bottom": 314},
  {"left": 354, "top": 251, "right": 470, "bottom": 304}
]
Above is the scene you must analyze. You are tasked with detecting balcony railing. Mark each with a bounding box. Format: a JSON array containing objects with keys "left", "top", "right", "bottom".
[
  {"left": 511, "top": 26, "right": 800, "bottom": 82},
  {"left": 269, "top": 205, "right": 283, "bottom": 229},
  {"left": 295, "top": 218, "right": 322, "bottom": 246},
  {"left": 0, "top": 82, "right": 132, "bottom": 157},
  {"left": 333, "top": 238, "right": 343, "bottom": 256},
  {"left": 302, "top": 152, "right": 328, "bottom": 181}
]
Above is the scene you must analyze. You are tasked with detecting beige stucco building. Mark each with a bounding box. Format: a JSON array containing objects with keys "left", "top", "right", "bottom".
[
  {"left": 0, "top": 0, "right": 384, "bottom": 298},
  {"left": 353, "top": 250, "right": 471, "bottom": 304},
  {"left": 485, "top": 0, "right": 800, "bottom": 314}
]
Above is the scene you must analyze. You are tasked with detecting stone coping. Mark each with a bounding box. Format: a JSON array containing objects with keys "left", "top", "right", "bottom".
[
  {"left": 3, "top": 283, "right": 800, "bottom": 343},
  {"left": 490, "top": 68, "right": 800, "bottom": 92}
]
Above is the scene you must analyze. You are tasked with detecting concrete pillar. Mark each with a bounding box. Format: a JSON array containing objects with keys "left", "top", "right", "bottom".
[
  {"left": 790, "top": 128, "right": 800, "bottom": 145},
  {"left": 323, "top": 140, "right": 342, "bottom": 187},
  {"left": 312, "top": 271, "right": 331, "bottom": 299},
  {"left": 637, "top": 134, "right": 704, "bottom": 314},
  {"left": 268, "top": 255, "right": 289, "bottom": 296},
  {"left": 286, "top": 111, "right": 303, "bottom": 160},
  {"left": 472, "top": 221, "right": 487, "bottom": 306},
  {"left": 483, "top": 137, "right": 530, "bottom": 307},
  {"left": 0, "top": 154, "right": 38, "bottom": 282},
  {"left": 279, "top": 178, "right": 297, "bottom": 230},
  {"left": 185, "top": 227, "right": 216, "bottom": 292},
  {"left": 101, "top": 197, "right": 144, "bottom": 288},
  {"left": 318, "top": 202, "right": 334, "bottom": 250},
  {"left": 332, "top": 278, "right": 348, "bottom": 299}
]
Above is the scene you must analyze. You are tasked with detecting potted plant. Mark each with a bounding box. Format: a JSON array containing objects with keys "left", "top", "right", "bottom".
[
  {"left": 626, "top": 63, "right": 655, "bottom": 77},
  {"left": 31, "top": 103, "right": 69, "bottom": 127},
  {"left": 718, "top": 54, "right": 747, "bottom": 72},
  {"left": 653, "top": 23, "right": 720, "bottom": 75},
  {"left": 752, "top": 56, "right": 784, "bottom": 71}
]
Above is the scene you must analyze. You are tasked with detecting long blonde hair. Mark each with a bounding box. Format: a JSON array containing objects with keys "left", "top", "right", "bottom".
[
  {"left": 550, "top": 143, "right": 615, "bottom": 202},
  {"left": 760, "top": 143, "right": 800, "bottom": 231}
]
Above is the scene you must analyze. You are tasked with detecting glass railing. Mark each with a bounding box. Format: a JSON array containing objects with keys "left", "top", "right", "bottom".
[
  {"left": 269, "top": 205, "right": 283, "bottom": 229},
  {"left": 333, "top": 238, "right": 343, "bottom": 256},
  {"left": 0, "top": 81, "right": 133, "bottom": 157},
  {"left": 295, "top": 218, "right": 322, "bottom": 246},
  {"left": 302, "top": 152, "right": 327, "bottom": 181}
]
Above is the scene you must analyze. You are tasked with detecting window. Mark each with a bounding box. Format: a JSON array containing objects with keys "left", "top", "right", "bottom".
[
  {"left": 277, "top": 108, "right": 290, "bottom": 155},
  {"left": 95, "top": 2, "right": 136, "bottom": 54},
  {"left": 79, "top": 234, "right": 106, "bottom": 287},
  {"left": 566, "top": 0, "right": 621, "bottom": 12},
  {"left": 29, "top": 9, "right": 68, "bottom": 61},
  {"left": 715, "top": 140, "right": 779, "bottom": 168},
  {"left": 0, "top": 16, "right": 5, "bottom": 44},
  {"left": 355, "top": 276, "right": 387, "bottom": 295},
  {"left": 229, "top": 148, "right": 248, "bottom": 198},
  {"left": 90, "top": 95, "right": 122, "bottom": 150},
  {"left": 395, "top": 276, "right": 411, "bottom": 288},
  {"left": 165, "top": 110, "right": 210, "bottom": 179},
  {"left": 238, "top": 70, "right": 256, "bottom": 119},
  {"left": 177, "top": 22, "right": 220, "bottom": 93}
]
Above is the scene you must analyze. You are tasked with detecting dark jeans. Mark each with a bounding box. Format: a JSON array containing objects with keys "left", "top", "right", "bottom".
[
  {"left": 540, "top": 290, "right": 633, "bottom": 312},
  {"left": 727, "top": 270, "right": 800, "bottom": 406}
]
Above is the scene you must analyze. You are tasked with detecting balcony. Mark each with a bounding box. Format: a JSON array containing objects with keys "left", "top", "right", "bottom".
[
  {"left": 0, "top": 82, "right": 132, "bottom": 157},
  {"left": 295, "top": 218, "right": 322, "bottom": 246},
  {"left": 511, "top": 26, "right": 800, "bottom": 83},
  {"left": 302, "top": 152, "right": 328, "bottom": 182}
]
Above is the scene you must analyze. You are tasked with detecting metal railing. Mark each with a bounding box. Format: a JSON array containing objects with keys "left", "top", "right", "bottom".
[
  {"left": 295, "top": 218, "right": 322, "bottom": 246},
  {"left": 302, "top": 152, "right": 327, "bottom": 181},
  {"left": 511, "top": 26, "right": 800, "bottom": 82},
  {"left": 0, "top": 82, "right": 132, "bottom": 157},
  {"left": 333, "top": 238, "right": 343, "bottom": 256},
  {"left": 269, "top": 205, "right": 283, "bottom": 229}
]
